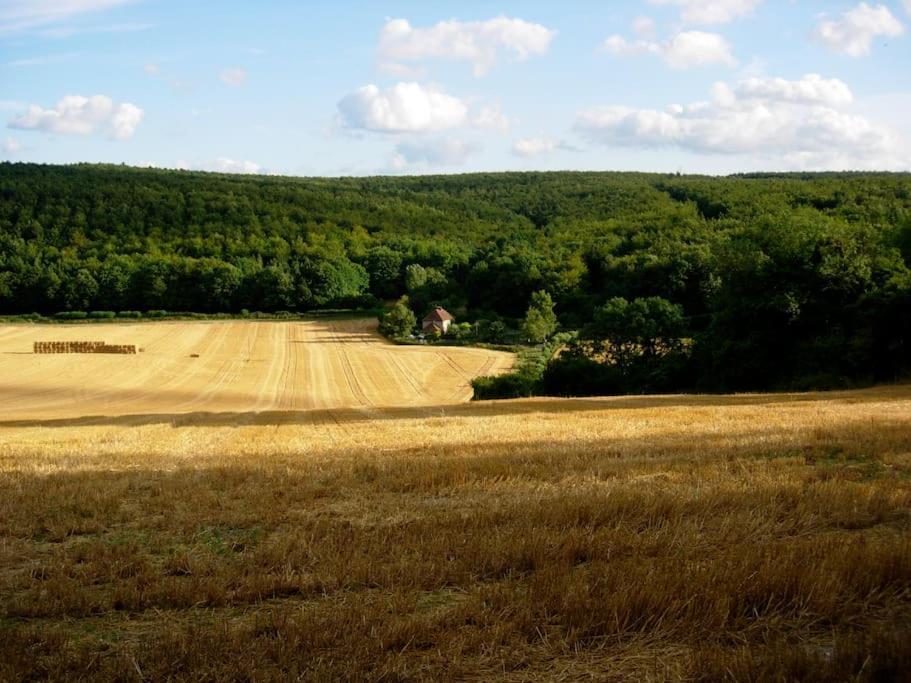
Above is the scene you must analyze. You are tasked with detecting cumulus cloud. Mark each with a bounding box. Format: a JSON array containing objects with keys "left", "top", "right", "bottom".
[
  {"left": 473, "top": 104, "right": 511, "bottom": 131},
  {"left": 219, "top": 67, "right": 247, "bottom": 87},
  {"left": 391, "top": 138, "right": 477, "bottom": 169},
  {"left": 816, "top": 3, "right": 904, "bottom": 57},
  {"left": 603, "top": 30, "right": 737, "bottom": 69},
  {"left": 574, "top": 74, "right": 905, "bottom": 170},
  {"left": 2, "top": 137, "right": 21, "bottom": 154},
  {"left": 378, "top": 16, "right": 555, "bottom": 77},
  {"left": 734, "top": 74, "right": 853, "bottom": 106},
  {"left": 0, "top": 0, "right": 135, "bottom": 33},
  {"left": 8, "top": 95, "right": 143, "bottom": 139},
  {"left": 337, "top": 82, "right": 470, "bottom": 133},
  {"left": 175, "top": 158, "right": 266, "bottom": 174},
  {"left": 633, "top": 16, "right": 657, "bottom": 38},
  {"left": 512, "top": 137, "right": 558, "bottom": 157},
  {"left": 647, "top": 0, "right": 763, "bottom": 24}
]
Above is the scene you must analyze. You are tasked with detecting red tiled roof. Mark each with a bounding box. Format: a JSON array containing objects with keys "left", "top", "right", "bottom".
[{"left": 423, "top": 307, "right": 454, "bottom": 323}]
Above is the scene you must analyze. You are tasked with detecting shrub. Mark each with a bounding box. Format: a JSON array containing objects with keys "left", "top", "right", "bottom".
[
  {"left": 471, "top": 373, "right": 536, "bottom": 400},
  {"left": 54, "top": 311, "right": 87, "bottom": 320},
  {"left": 379, "top": 296, "right": 417, "bottom": 338},
  {"left": 117, "top": 311, "right": 142, "bottom": 318},
  {"left": 146, "top": 310, "right": 168, "bottom": 318},
  {"left": 541, "top": 355, "right": 626, "bottom": 396},
  {"left": 88, "top": 311, "right": 116, "bottom": 319}
]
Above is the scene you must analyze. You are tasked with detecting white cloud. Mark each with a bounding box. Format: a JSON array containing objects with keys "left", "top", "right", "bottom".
[
  {"left": 8, "top": 95, "right": 143, "bottom": 139},
  {"left": 337, "top": 82, "right": 469, "bottom": 133},
  {"left": 574, "top": 74, "right": 905, "bottom": 170},
  {"left": 604, "top": 30, "right": 737, "bottom": 69},
  {"left": 209, "top": 158, "right": 261, "bottom": 174},
  {"left": 174, "top": 158, "right": 266, "bottom": 174},
  {"left": 143, "top": 62, "right": 159, "bottom": 76},
  {"left": 378, "top": 16, "right": 555, "bottom": 77},
  {"left": 391, "top": 138, "right": 476, "bottom": 169},
  {"left": 36, "top": 21, "right": 152, "bottom": 38},
  {"left": 735, "top": 74, "right": 853, "bottom": 106},
  {"left": 2, "top": 137, "right": 21, "bottom": 154},
  {"left": 0, "top": 0, "right": 135, "bottom": 32},
  {"left": 633, "top": 16, "right": 657, "bottom": 38},
  {"left": 905, "top": 0, "right": 911, "bottom": 16},
  {"left": 5, "top": 52, "right": 82, "bottom": 67},
  {"left": 219, "top": 67, "right": 247, "bottom": 87},
  {"left": 816, "top": 3, "right": 904, "bottom": 57},
  {"left": 647, "top": 0, "right": 763, "bottom": 24},
  {"left": 512, "top": 137, "right": 558, "bottom": 157},
  {"left": 473, "top": 104, "right": 511, "bottom": 131}
]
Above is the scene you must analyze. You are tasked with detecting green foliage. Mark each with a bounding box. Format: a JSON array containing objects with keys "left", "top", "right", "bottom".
[
  {"left": 522, "top": 290, "right": 558, "bottom": 343},
  {"left": 584, "top": 296, "right": 685, "bottom": 367},
  {"left": 479, "top": 320, "right": 509, "bottom": 344},
  {"left": 472, "top": 332, "right": 576, "bottom": 399},
  {"left": 1, "top": 163, "right": 910, "bottom": 393},
  {"left": 378, "top": 296, "right": 417, "bottom": 338}
]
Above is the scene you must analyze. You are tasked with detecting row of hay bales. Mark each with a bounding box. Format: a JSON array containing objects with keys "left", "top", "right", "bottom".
[{"left": 33, "top": 341, "right": 138, "bottom": 354}]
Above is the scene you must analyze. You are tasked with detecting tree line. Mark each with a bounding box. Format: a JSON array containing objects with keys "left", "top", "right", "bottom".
[{"left": 1, "top": 162, "right": 909, "bottom": 393}]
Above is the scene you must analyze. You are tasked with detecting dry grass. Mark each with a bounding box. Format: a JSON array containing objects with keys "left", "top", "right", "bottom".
[
  {"left": 0, "top": 319, "right": 513, "bottom": 418},
  {"left": 1, "top": 322, "right": 910, "bottom": 680}
]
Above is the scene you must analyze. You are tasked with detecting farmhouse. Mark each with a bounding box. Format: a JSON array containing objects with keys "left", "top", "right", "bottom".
[{"left": 422, "top": 307, "right": 454, "bottom": 335}]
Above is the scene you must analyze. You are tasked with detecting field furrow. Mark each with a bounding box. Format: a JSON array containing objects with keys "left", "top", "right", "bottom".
[{"left": 0, "top": 319, "right": 512, "bottom": 420}]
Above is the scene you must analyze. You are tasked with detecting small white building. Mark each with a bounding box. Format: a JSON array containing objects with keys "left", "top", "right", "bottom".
[{"left": 422, "top": 307, "right": 454, "bottom": 335}]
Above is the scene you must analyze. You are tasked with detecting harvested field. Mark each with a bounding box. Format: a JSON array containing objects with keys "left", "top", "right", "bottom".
[
  {"left": 0, "top": 319, "right": 513, "bottom": 420},
  {"left": 0, "top": 322, "right": 910, "bottom": 680}
]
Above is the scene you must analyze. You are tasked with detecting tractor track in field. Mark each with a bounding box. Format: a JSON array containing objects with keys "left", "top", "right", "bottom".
[
  {"left": 329, "top": 327, "right": 374, "bottom": 409},
  {"left": 0, "top": 319, "right": 514, "bottom": 421}
]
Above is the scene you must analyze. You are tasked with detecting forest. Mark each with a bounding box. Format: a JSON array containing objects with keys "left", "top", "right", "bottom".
[{"left": 1, "top": 162, "right": 909, "bottom": 394}]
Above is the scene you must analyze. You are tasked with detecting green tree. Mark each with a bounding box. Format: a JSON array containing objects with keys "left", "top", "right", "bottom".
[
  {"left": 365, "top": 246, "right": 403, "bottom": 299},
  {"left": 522, "top": 290, "right": 558, "bottom": 343},
  {"left": 585, "top": 296, "right": 684, "bottom": 368},
  {"left": 378, "top": 296, "right": 416, "bottom": 338}
]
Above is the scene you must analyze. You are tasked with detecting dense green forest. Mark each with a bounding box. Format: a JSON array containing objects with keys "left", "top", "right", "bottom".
[{"left": 2, "top": 162, "right": 910, "bottom": 393}]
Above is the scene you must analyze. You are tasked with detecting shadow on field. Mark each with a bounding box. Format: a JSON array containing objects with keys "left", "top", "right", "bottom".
[{"left": 1, "top": 385, "right": 908, "bottom": 429}]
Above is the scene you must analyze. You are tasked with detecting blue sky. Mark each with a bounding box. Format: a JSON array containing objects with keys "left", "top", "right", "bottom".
[{"left": 2, "top": 0, "right": 910, "bottom": 175}]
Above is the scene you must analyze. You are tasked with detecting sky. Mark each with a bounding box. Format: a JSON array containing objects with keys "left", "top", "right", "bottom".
[{"left": 1, "top": 0, "right": 911, "bottom": 176}]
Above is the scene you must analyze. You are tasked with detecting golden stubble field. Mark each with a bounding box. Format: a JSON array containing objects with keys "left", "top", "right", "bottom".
[
  {"left": 0, "top": 319, "right": 513, "bottom": 419},
  {"left": 1, "top": 320, "right": 910, "bottom": 681}
]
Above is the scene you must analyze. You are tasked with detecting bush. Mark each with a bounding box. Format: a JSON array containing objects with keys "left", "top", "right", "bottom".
[
  {"left": 117, "top": 310, "right": 142, "bottom": 318},
  {"left": 471, "top": 332, "right": 576, "bottom": 400},
  {"left": 145, "top": 310, "right": 168, "bottom": 318},
  {"left": 379, "top": 296, "right": 417, "bottom": 338},
  {"left": 541, "top": 355, "right": 626, "bottom": 396},
  {"left": 54, "top": 311, "right": 87, "bottom": 320},
  {"left": 471, "top": 373, "right": 537, "bottom": 400},
  {"left": 88, "top": 311, "right": 116, "bottom": 319}
]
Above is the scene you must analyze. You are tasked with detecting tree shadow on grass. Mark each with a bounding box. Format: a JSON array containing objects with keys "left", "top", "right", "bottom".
[{"left": 1, "top": 384, "right": 908, "bottom": 430}]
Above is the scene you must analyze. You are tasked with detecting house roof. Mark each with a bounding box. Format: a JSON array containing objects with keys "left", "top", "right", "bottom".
[{"left": 423, "top": 307, "right": 454, "bottom": 323}]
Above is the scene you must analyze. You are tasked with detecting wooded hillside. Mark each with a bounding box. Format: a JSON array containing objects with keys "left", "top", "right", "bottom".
[{"left": 2, "top": 163, "right": 909, "bottom": 391}]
